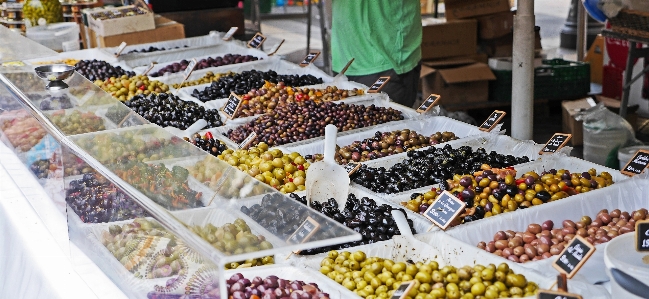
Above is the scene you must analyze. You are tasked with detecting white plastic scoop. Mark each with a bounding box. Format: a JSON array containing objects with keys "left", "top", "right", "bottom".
[{"left": 306, "top": 124, "right": 349, "bottom": 208}]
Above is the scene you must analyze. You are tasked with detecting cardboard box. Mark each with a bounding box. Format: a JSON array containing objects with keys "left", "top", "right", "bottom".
[
  {"left": 421, "top": 18, "right": 477, "bottom": 60},
  {"left": 479, "top": 27, "right": 541, "bottom": 58},
  {"left": 86, "top": 5, "right": 155, "bottom": 37},
  {"left": 444, "top": 0, "right": 510, "bottom": 20},
  {"left": 87, "top": 16, "right": 184, "bottom": 48},
  {"left": 585, "top": 35, "right": 604, "bottom": 84},
  {"left": 476, "top": 10, "right": 514, "bottom": 39},
  {"left": 561, "top": 98, "right": 594, "bottom": 146},
  {"left": 420, "top": 61, "right": 496, "bottom": 106}
]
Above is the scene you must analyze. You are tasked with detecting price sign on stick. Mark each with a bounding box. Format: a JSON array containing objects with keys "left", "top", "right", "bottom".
[
  {"left": 183, "top": 58, "right": 198, "bottom": 80},
  {"left": 287, "top": 217, "right": 321, "bottom": 254},
  {"left": 300, "top": 51, "right": 321, "bottom": 67},
  {"left": 635, "top": 220, "right": 649, "bottom": 252},
  {"left": 222, "top": 27, "right": 238, "bottom": 41},
  {"left": 222, "top": 92, "right": 243, "bottom": 119},
  {"left": 621, "top": 150, "right": 649, "bottom": 176},
  {"left": 540, "top": 133, "right": 572, "bottom": 155},
  {"left": 247, "top": 32, "right": 266, "bottom": 49},
  {"left": 343, "top": 162, "right": 361, "bottom": 176},
  {"left": 267, "top": 39, "right": 285, "bottom": 56},
  {"left": 239, "top": 132, "right": 257, "bottom": 150},
  {"left": 479, "top": 110, "right": 506, "bottom": 132},
  {"left": 390, "top": 281, "right": 415, "bottom": 299},
  {"left": 340, "top": 58, "right": 355, "bottom": 75},
  {"left": 423, "top": 191, "right": 466, "bottom": 230},
  {"left": 537, "top": 290, "right": 582, "bottom": 299},
  {"left": 114, "top": 42, "right": 127, "bottom": 57},
  {"left": 367, "top": 76, "right": 390, "bottom": 93},
  {"left": 142, "top": 62, "right": 156, "bottom": 76},
  {"left": 552, "top": 235, "right": 595, "bottom": 279},
  {"left": 416, "top": 94, "right": 441, "bottom": 113}
]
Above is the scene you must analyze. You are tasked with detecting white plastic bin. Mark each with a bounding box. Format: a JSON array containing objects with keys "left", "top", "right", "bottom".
[
  {"left": 604, "top": 233, "right": 649, "bottom": 299},
  {"left": 618, "top": 145, "right": 649, "bottom": 170}
]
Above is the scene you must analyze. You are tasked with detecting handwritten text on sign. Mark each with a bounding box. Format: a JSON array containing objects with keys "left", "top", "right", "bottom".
[
  {"left": 367, "top": 76, "right": 390, "bottom": 93},
  {"left": 287, "top": 217, "right": 320, "bottom": 253},
  {"left": 636, "top": 220, "right": 649, "bottom": 252},
  {"left": 479, "top": 110, "right": 506, "bottom": 132},
  {"left": 416, "top": 94, "right": 441, "bottom": 113},
  {"left": 540, "top": 133, "right": 572, "bottom": 155},
  {"left": 343, "top": 162, "right": 361, "bottom": 176},
  {"left": 423, "top": 191, "right": 466, "bottom": 230},
  {"left": 222, "top": 93, "right": 242, "bottom": 119},
  {"left": 552, "top": 235, "right": 595, "bottom": 278},
  {"left": 300, "top": 51, "right": 321, "bottom": 67},
  {"left": 621, "top": 149, "right": 649, "bottom": 176},
  {"left": 390, "top": 281, "right": 415, "bottom": 299},
  {"left": 247, "top": 32, "right": 266, "bottom": 49}
]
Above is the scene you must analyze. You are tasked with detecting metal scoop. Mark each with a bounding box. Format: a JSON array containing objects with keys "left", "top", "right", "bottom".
[{"left": 306, "top": 124, "right": 349, "bottom": 208}]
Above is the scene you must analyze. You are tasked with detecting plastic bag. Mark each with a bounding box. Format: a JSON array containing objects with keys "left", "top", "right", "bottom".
[{"left": 577, "top": 103, "right": 642, "bottom": 168}]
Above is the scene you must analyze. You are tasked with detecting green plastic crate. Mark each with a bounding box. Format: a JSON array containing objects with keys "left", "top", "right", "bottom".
[{"left": 489, "top": 59, "right": 590, "bottom": 102}]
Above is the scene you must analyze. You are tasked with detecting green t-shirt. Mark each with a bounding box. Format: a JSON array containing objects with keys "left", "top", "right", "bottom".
[{"left": 331, "top": 0, "right": 422, "bottom": 76}]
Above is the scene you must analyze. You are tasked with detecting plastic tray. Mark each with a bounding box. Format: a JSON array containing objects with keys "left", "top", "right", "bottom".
[
  {"left": 23, "top": 48, "right": 121, "bottom": 65},
  {"left": 294, "top": 235, "right": 610, "bottom": 299},
  {"left": 436, "top": 173, "right": 646, "bottom": 284}
]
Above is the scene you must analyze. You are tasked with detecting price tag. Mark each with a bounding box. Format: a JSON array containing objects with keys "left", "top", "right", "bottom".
[
  {"left": 390, "top": 281, "right": 415, "bottom": 299},
  {"left": 118, "top": 111, "right": 146, "bottom": 128},
  {"left": 367, "top": 76, "right": 390, "bottom": 93},
  {"left": 222, "top": 27, "right": 238, "bottom": 41},
  {"left": 422, "top": 191, "right": 466, "bottom": 230},
  {"left": 416, "top": 94, "right": 441, "bottom": 113},
  {"left": 267, "top": 39, "right": 285, "bottom": 56},
  {"left": 540, "top": 133, "right": 572, "bottom": 155},
  {"left": 552, "top": 235, "right": 595, "bottom": 279},
  {"left": 635, "top": 219, "right": 649, "bottom": 252},
  {"left": 343, "top": 162, "right": 361, "bottom": 176},
  {"left": 299, "top": 51, "right": 321, "bottom": 67},
  {"left": 340, "top": 58, "right": 355, "bottom": 75},
  {"left": 222, "top": 92, "right": 243, "bottom": 119},
  {"left": 247, "top": 32, "right": 266, "bottom": 49},
  {"left": 621, "top": 149, "right": 649, "bottom": 176},
  {"left": 141, "top": 62, "right": 156, "bottom": 76},
  {"left": 287, "top": 216, "right": 321, "bottom": 253},
  {"left": 479, "top": 110, "right": 506, "bottom": 132},
  {"left": 183, "top": 58, "right": 198, "bottom": 81},
  {"left": 238, "top": 132, "right": 257, "bottom": 149},
  {"left": 537, "top": 290, "right": 582, "bottom": 299},
  {"left": 114, "top": 42, "right": 127, "bottom": 57}
]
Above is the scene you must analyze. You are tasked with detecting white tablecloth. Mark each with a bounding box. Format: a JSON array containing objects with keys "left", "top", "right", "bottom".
[{"left": 0, "top": 143, "right": 128, "bottom": 299}]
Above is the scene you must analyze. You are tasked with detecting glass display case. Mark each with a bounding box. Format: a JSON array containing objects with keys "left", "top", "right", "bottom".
[{"left": 0, "top": 26, "right": 360, "bottom": 299}]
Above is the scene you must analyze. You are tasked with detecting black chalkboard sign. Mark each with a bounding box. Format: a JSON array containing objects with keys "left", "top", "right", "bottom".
[
  {"left": 540, "top": 133, "right": 572, "bottom": 155},
  {"left": 479, "top": 110, "right": 506, "bottom": 132},
  {"left": 222, "top": 27, "right": 238, "bottom": 41},
  {"left": 423, "top": 191, "right": 466, "bottom": 230},
  {"left": 300, "top": 51, "right": 321, "bottom": 67},
  {"left": 552, "top": 235, "right": 595, "bottom": 279},
  {"left": 222, "top": 92, "right": 242, "bottom": 119},
  {"left": 416, "top": 94, "right": 441, "bottom": 113},
  {"left": 343, "top": 162, "right": 361, "bottom": 176},
  {"left": 621, "top": 149, "right": 649, "bottom": 176},
  {"left": 636, "top": 220, "right": 649, "bottom": 252},
  {"left": 247, "top": 32, "right": 266, "bottom": 49},
  {"left": 390, "top": 281, "right": 415, "bottom": 299},
  {"left": 537, "top": 290, "right": 582, "bottom": 299},
  {"left": 367, "top": 76, "right": 390, "bottom": 93},
  {"left": 287, "top": 217, "right": 320, "bottom": 253}
]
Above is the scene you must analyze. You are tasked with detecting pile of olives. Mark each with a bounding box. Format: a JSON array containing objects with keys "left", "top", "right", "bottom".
[
  {"left": 150, "top": 55, "right": 260, "bottom": 77},
  {"left": 94, "top": 75, "right": 169, "bottom": 102},
  {"left": 127, "top": 45, "right": 187, "bottom": 54},
  {"left": 90, "top": 7, "right": 147, "bottom": 20},
  {"left": 288, "top": 193, "right": 416, "bottom": 255},
  {"left": 50, "top": 109, "right": 106, "bottom": 135},
  {"left": 74, "top": 60, "right": 135, "bottom": 82},
  {"left": 184, "top": 132, "right": 228, "bottom": 157},
  {"left": 38, "top": 94, "right": 73, "bottom": 110},
  {"left": 190, "top": 70, "right": 324, "bottom": 102},
  {"left": 75, "top": 131, "right": 186, "bottom": 165},
  {"left": 306, "top": 129, "right": 459, "bottom": 164},
  {"left": 226, "top": 101, "right": 404, "bottom": 147},
  {"left": 1, "top": 115, "right": 48, "bottom": 152},
  {"left": 124, "top": 93, "right": 223, "bottom": 130},
  {"left": 321, "top": 250, "right": 539, "bottom": 298},
  {"left": 216, "top": 142, "right": 308, "bottom": 193},
  {"left": 403, "top": 168, "right": 614, "bottom": 227},
  {"left": 478, "top": 208, "right": 648, "bottom": 263},
  {"left": 171, "top": 71, "right": 232, "bottom": 89},
  {"left": 66, "top": 173, "right": 149, "bottom": 223},
  {"left": 233, "top": 83, "right": 364, "bottom": 118},
  {"left": 29, "top": 158, "right": 58, "bottom": 179},
  {"left": 352, "top": 145, "right": 530, "bottom": 194}
]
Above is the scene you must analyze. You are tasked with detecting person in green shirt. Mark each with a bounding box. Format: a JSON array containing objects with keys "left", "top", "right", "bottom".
[{"left": 331, "top": 0, "right": 422, "bottom": 108}]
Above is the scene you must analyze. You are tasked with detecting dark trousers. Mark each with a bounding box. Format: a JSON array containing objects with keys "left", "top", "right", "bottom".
[{"left": 343, "top": 63, "right": 421, "bottom": 108}]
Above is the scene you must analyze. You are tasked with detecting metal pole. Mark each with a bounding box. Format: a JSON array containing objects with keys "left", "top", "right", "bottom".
[
  {"left": 620, "top": 43, "right": 636, "bottom": 118},
  {"left": 318, "top": 0, "right": 331, "bottom": 73},
  {"left": 511, "top": 0, "right": 535, "bottom": 140},
  {"left": 576, "top": 0, "right": 587, "bottom": 61},
  {"left": 306, "top": 0, "right": 312, "bottom": 53}
]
